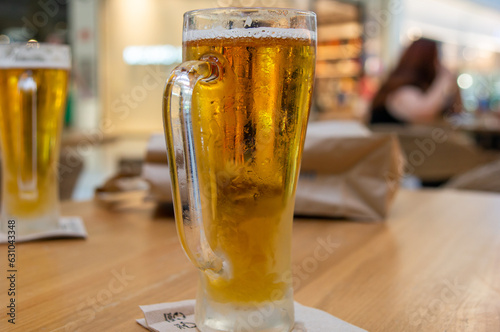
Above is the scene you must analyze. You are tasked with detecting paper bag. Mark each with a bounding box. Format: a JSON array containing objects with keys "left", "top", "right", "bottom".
[
  {"left": 295, "top": 121, "right": 403, "bottom": 220},
  {"left": 142, "top": 134, "right": 173, "bottom": 204},
  {"left": 142, "top": 121, "right": 403, "bottom": 221}
]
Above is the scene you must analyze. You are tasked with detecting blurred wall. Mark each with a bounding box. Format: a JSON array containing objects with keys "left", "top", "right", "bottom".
[
  {"left": 99, "top": 0, "right": 310, "bottom": 135},
  {"left": 99, "top": 0, "right": 191, "bottom": 135},
  {"left": 69, "top": 0, "right": 99, "bottom": 130},
  {"left": 404, "top": 0, "right": 500, "bottom": 53}
]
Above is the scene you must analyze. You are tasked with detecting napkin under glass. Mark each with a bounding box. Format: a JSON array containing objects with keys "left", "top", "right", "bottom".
[{"left": 136, "top": 299, "right": 366, "bottom": 332}]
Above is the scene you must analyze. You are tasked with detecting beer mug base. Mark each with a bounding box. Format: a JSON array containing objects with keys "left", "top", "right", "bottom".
[{"left": 195, "top": 286, "right": 295, "bottom": 332}]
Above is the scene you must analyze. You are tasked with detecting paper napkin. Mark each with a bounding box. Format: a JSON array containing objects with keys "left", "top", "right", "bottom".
[
  {"left": 136, "top": 300, "right": 366, "bottom": 332},
  {"left": 0, "top": 216, "right": 87, "bottom": 243}
]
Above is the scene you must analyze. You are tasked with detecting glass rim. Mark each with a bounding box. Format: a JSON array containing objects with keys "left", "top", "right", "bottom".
[
  {"left": 0, "top": 41, "right": 70, "bottom": 50},
  {"left": 184, "top": 7, "right": 316, "bottom": 19},
  {"left": 0, "top": 42, "right": 71, "bottom": 69}
]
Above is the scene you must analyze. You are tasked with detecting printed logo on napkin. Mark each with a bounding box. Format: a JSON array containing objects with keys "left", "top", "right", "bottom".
[
  {"left": 163, "top": 312, "right": 196, "bottom": 329},
  {"left": 139, "top": 300, "right": 197, "bottom": 331}
]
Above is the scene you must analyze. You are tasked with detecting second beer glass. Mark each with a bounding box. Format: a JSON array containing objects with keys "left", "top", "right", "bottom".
[{"left": 0, "top": 42, "right": 70, "bottom": 236}]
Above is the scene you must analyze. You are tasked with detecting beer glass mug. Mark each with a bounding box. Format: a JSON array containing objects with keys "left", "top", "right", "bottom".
[
  {"left": 0, "top": 42, "right": 70, "bottom": 235},
  {"left": 163, "top": 8, "right": 316, "bottom": 331}
]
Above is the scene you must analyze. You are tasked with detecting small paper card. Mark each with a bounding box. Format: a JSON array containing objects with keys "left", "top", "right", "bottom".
[
  {"left": 0, "top": 216, "right": 87, "bottom": 243},
  {"left": 136, "top": 300, "right": 367, "bottom": 332}
]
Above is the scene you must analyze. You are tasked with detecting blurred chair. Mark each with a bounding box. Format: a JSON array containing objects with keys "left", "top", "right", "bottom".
[
  {"left": 444, "top": 158, "right": 500, "bottom": 193},
  {"left": 59, "top": 149, "right": 84, "bottom": 200},
  {"left": 370, "top": 124, "right": 500, "bottom": 185}
]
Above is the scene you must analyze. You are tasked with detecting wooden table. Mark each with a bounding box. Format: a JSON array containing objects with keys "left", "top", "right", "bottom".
[
  {"left": 2, "top": 189, "right": 500, "bottom": 331},
  {"left": 451, "top": 113, "right": 500, "bottom": 150}
]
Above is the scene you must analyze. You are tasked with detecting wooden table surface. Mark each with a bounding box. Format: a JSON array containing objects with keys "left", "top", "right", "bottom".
[{"left": 2, "top": 189, "right": 500, "bottom": 332}]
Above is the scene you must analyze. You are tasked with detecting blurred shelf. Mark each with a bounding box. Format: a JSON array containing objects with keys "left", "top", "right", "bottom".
[
  {"left": 314, "top": 1, "right": 364, "bottom": 118},
  {"left": 317, "top": 22, "right": 363, "bottom": 42}
]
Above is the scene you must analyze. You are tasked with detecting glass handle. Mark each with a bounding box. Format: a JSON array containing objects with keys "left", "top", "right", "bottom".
[
  {"left": 163, "top": 56, "right": 225, "bottom": 275},
  {"left": 17, "top": 70, "right": 38, "bottom": 200}
]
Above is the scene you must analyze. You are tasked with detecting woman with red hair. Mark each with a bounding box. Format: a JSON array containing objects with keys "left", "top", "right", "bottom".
[{"left": 370, "top": 38, "right": 462, "bottom": 124}]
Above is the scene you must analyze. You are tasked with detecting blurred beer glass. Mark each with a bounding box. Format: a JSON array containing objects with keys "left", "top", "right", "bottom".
[
  {"left": 163, "top": 8, "right": 316, "bottom": 331},
  {"left": 0, "top": 42, "right": 70, "bottom": 235}
]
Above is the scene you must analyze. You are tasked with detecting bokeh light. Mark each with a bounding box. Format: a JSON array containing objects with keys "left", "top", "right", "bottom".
[{"left": 457, "top": 73, "right": 473, "bottom": 89}]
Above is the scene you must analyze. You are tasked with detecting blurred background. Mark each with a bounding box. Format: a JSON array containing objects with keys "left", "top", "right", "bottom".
[{"left": 2, "top": 0, "right": 500, "bottom": 199}]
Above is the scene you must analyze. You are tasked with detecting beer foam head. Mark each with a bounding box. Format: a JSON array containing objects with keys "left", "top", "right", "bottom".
[
  {"left": 184, "top": 27, "right": 316, "bottom": 42},
  {"left": 0, "top": 43, "right": 71, "bottom": 69}
]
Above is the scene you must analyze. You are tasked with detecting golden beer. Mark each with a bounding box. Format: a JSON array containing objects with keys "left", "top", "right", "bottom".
[
  {"left": 181, "top": 30, "right": 315, "bottom": 304},
  {"left": 165, "top": 9, "right": 316, "bottom": 330},
  {"left": 0, "top": 67, "right": 69, "bottom": 233}
]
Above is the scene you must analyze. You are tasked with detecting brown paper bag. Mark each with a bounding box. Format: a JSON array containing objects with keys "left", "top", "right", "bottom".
[
  {"left": 142, "top": 121, "right": 403, "bottom": 221},
  {"left": 295, "top": 121, "right": 403, "bottom": 221},
  {"left": 142, "top": 134, "right": 173, "bottom": 203}
]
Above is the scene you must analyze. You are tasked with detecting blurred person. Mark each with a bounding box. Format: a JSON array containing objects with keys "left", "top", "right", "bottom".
[{"left": 370, "top": 38, "right": 462, "bottom": 124}]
